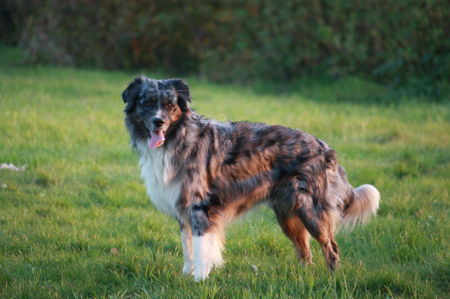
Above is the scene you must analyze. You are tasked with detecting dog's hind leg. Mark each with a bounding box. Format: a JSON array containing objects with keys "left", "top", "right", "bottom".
[
  {"left": 295, "top": 193, "right": 340, "bottom": 271},
  {"left": 190, "top": 204, "right": 225, "bottom": 281},
  {"left": 273, "top": 208, "right": 312, "bottom": 264},
  {"left": 313, "top": 210, "right": 340, "bottom": 272}
]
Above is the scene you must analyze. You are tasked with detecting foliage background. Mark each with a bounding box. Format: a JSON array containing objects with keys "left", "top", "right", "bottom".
[{"left": 1, "top": 0, "right": 449, "bottom": 97}]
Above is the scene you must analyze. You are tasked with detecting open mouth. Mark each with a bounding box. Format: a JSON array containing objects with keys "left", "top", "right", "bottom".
[{"left": 148, "top": 129, "right": 166, "bottom": 149}]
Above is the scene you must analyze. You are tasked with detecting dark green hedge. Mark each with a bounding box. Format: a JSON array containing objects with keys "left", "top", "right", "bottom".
[{"left": 2, "top": 0, "right": 449, "bottom": 94}]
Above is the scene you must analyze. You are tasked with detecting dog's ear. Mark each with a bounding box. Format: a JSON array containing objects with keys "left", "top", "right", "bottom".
[
  {"left": 170, "top": 79, "right": 191, "bottom": 112},
  {"left": 122, "top": 76, "right": 144, "bottom": 112}
]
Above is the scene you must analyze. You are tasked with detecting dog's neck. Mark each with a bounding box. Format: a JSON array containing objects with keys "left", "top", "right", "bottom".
[
  {"left": 165, "top": 110, "right": 206, "bottom": 144},
  {"left": 165, "top": 111, "right": 191, "bottom": 142}
]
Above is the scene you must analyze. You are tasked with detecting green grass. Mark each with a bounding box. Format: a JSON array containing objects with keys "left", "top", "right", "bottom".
[{"left": 0, "top": 47, "right": 449, "bottom": 298}]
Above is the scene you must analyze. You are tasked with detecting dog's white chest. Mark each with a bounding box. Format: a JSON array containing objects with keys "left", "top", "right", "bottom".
[{"left": 139, "top": 145, "right": 181, "bottom": 218}]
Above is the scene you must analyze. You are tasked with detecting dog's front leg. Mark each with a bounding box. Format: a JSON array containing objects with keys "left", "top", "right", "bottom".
[
  {"left": 190, "top": 204, "right": 224, "bottom": 281},
  {"left": 180, "top": 222, "right": 194, "bottom": 275}
]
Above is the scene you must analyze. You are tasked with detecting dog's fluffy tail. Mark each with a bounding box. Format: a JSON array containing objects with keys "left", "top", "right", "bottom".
[{"left": 341, "top": 184, "right": 380, "bottom": 230}]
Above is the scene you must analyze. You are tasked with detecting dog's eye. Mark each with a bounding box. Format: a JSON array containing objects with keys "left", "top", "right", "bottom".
[{"left": 143, "top": 100, "right": 156, "bottom": 108}]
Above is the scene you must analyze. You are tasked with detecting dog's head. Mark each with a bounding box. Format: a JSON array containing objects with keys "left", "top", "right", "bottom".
[{"left": 122, "top": 76, "right": 191, "bottom": 149}]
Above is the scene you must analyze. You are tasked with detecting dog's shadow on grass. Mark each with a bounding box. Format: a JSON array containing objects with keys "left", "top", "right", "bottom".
[{"left": 133, "top": 236, "right": 179, "bottom": 255}]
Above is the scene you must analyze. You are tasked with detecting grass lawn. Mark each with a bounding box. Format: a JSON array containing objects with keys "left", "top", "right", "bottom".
[{"left": 0, "top": 47, "right": 449, "bottom": 298}]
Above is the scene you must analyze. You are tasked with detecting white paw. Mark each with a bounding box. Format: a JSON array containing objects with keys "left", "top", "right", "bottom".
[
  {"left": 182, "top": 262, "right": 194, "bottom": 275},
  {"left": 213, "top": 257, "right": 224, "bottom": 268},
  {"left": 192, "top": 263, "right": 213, "bottom": 281}
]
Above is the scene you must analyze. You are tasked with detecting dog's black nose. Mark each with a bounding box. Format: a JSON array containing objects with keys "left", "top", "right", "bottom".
[{"left": 152, "top": 118, "right": 164, "bottom": 128}]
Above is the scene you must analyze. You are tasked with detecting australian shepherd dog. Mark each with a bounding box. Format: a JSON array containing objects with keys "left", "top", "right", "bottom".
[{"left": 122, "top": 76, "right": 380, "bottom": 281}]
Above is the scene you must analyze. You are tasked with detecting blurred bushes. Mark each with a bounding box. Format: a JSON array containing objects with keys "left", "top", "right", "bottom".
[{"left": 1, "top": 0, "right": 449, "bottom": 96}]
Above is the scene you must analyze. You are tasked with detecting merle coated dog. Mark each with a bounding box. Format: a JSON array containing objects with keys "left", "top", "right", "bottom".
[{"left": 122, "top": 76, "right": 380, "bottom": 281}]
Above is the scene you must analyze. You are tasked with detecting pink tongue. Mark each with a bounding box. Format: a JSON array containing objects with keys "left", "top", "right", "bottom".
[{"left": 148, "top": 130, "right": 165, "bottom": 149}]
